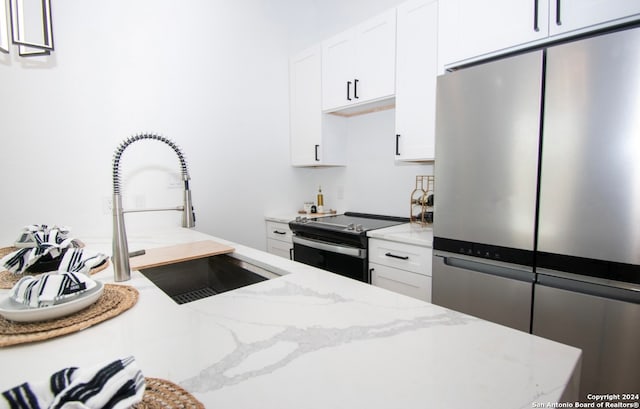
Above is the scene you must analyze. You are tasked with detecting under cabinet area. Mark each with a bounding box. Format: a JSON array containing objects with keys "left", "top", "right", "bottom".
[
  {"left": 368, "top": 231, "right": 433, "bottom": 302},
  {"left": 266, "top": 220, "right": 293, "bottom": 259},
  {"left": 322, "top": 9, "right": 397, "bottom": 113},
  {"left": 439, "top": 0, "right": 640, "bottom": 68}
]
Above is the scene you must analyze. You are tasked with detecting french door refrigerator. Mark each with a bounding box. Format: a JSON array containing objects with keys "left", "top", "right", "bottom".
[
  {"left": 432, "top": 50, "right": 544, "bottom": 333},
  {"left": 433, "top": 27, "right": 640, "bottom": 395},
  {"left": 534, "top": 28, "right": 640, "bottom": 395}
]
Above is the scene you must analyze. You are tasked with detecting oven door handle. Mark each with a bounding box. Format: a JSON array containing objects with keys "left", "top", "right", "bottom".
[{"left": 293, "top": 236, "right": 367, "bottom": 259}]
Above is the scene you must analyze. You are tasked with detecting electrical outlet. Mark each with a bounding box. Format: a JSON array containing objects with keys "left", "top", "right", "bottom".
[
  {"left": 168, "top": 173, "right": 182, "bottom": 189},
  {"left": 102, "top": 197, "right": 113, "bottom": 215}
]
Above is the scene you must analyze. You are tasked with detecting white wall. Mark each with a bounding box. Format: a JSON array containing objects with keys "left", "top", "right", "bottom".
[{"left": 0, "top": 0, "right": 428, "bottom": 252}]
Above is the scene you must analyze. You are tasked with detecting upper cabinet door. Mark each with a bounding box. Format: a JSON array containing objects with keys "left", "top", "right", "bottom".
[
  {"left": 322, "top": 9, "right": 396, "bottom": 112},
  {"left": 439, "top": 0, "right": 640, "bottom": 69},
  {"left": 439, "top": 0, "right": 549, "bottom": 66},
  {"left": 290, "top": 46, "right": 322, "bottom": 166},
  {"left": 321, "top": 31, "right": 356, "bottom": 112},
  {"left": 549, "top": 0, "right": 640, "bottom": 36},
  {"left": 353, "top": 8, "right": 397, "bottom": 105},
  {"left": 395, "top": 0, "right": 438, "bottom": 161},
  {"left": 290, "top": 46, "right": 347, "bottom": 167}
]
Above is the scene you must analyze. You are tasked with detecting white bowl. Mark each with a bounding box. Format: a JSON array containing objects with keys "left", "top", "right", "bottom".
[{"left": 0, "top": 281, "right": 104, "bottom": 323}]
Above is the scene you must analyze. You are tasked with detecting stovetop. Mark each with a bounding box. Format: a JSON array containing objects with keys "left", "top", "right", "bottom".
[
  {"left": 294, "top": 213, "right": 405, "bottom": 233},
  {"left": 290, "top": 213, "right": 408, "bottom": 248}
]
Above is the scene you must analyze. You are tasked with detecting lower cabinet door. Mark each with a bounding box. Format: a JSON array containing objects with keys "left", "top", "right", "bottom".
[
  {"left": 267, "top": 239, "right": 293, "bottom": 260},
  {"left": 370, "top": 263, "right": 431, "bottom": 302}
]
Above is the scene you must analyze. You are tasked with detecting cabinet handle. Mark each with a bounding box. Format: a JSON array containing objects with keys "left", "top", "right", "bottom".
[
  {"left": 395, "top": 134, "right": 401, "bottom": 156},
  {"left": 385, "top": 252, "right": 409, "bottom": 260},
  {"left": 533, "top": 0, "right": 539, "bottom": 32},
  {"left": 354, "top": 79, "right": 359, "bottom": 99},
  {"left": 315, "top": 144, "right": 320, "bottom": 161},
  {"left": 555, "top": 0, "right": 562, "bottom": 25},
  {"left": 273, "top": 230, "right": 287, "bottom": 235},
  {"left": 369, "top": 268, "right": 375, "bottom": 282},
  {"left": 289, "top": 248, "right": 294, "bottom": 260},
  {"left": 347, "top": 81, "right": 352, "bottom": 101}
]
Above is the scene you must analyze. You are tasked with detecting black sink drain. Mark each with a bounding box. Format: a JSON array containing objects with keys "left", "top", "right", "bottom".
[{"left": 172, "top": 287, "right": 218, "bottom": 305}]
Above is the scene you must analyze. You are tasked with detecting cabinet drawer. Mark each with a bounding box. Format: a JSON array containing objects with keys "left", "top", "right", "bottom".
[
  {"left": 266, "top": 221, "right": 293, "bottom": 242},
  {"left": 368, "top": 238, "right": 431, "bottom": 275},
  {"left": 371, "top": 263, "right": 432, "bottom": 302},
  {"left": 267, "top": 239, "right": 293, "bottom": 259}
]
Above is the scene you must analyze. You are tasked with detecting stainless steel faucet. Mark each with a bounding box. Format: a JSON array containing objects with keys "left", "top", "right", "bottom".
[{"left": 112, "top": 133, "right": 195, "bottom": 282}]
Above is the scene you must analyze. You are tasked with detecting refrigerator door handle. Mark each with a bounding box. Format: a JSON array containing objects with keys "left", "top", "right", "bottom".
[
  {"left": 537, "top": 268, "right": 640, "bottom": 304},
  {"left": 434, "top": 251, "right": 533, "bottom": 283}
]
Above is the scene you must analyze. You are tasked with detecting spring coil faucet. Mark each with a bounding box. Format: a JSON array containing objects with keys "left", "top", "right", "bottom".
[{"left": 112, "top": 133, "right": 195, "bottom": 281}]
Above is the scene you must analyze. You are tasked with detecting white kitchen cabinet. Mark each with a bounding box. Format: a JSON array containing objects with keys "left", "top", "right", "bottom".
[
  {"left": 371, "top": 263, "right": 432, "bottom": 302},
  {"left": 439, "top": 0, "right": 549, "bottom": 67},
  {"left": 266, "top": 220, "right": 293, "bottom": 259},
  {"left": 439, "top": 0, "right": 640, "bottom": 68},
  {"left": 322, "top": 9, "right": 397, "bottom": 113},
  {"left": 289, "top": 46, "right": 347, "bottom": 166},
  {"left": 395, "top": 0, "right": 438, "bottom": 162},
  {"left": 548, "top": 0, "right": 640, "bottom": 37},
  {"left": 369, "top": 237, "right": 432, "bottom": 302}
]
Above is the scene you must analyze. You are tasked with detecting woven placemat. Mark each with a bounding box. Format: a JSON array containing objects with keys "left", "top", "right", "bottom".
[
  {"left": 0, "top": 284, "right": 138, "bottom": 347},
  {"left": 0, "top": 246, "right": 108, "bottom": 290},
  {"left": 133, "top": 378, "right": 205, "bottom": 409},
  {"left": 0, "top": 246, "right": 14, "bottom": 258}
]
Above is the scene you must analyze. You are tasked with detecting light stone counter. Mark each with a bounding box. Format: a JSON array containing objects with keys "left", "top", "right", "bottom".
[
  {"left": 367, "top": 222, "right": 434, "bottom": 247},
  {"left": 0, "top": 227, "right": 581, "bottom": 408},
  {"left": 264, "top": 212, "right": 336, "bottom": 224}
]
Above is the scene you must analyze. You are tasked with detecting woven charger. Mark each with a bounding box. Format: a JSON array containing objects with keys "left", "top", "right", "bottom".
[
  {"left": 0, "top": 284, "right": 138, "bottom": 347},
  {"left": 134, "top": 378, "right": 205, "bottom": 409},
  {"left": 0, "top": 246, "right": 109, "bottom": 290}
]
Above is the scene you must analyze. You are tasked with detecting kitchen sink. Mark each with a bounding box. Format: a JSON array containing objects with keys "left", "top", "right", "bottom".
[{"left": 140, "top": 254, "right": 278, "bottom": 304}]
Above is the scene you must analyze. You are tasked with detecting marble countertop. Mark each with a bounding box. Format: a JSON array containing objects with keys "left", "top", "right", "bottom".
[
  {"left": 265, "top": 212, "right": 336, "bottom": 224},
  {"left": 367, "top": 222, "right": 434, "bottom": 247},
  {"left": 0, "top": 227, "right": 581, "bottom": 408}
]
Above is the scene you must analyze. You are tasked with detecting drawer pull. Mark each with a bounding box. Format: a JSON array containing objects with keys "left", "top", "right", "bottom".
[
  {"left": 273, "top": 230, "right": 287, "bottom": 235},
  {"left": 385, "top": 252, "right": 409, "bottom": 260}
]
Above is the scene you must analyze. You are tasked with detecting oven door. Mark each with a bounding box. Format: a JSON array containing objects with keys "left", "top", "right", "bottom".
[{"left": 292, "top": 236, "right": 368, "bottom": 282}]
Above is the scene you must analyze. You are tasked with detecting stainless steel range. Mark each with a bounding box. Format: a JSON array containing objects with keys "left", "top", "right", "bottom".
[{"left": 289, "top": 212, "right": 407, "bottom": 283}]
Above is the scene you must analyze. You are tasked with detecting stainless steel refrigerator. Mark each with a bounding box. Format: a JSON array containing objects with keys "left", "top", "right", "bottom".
[
  {"left": 433, "top": 27, "right": 640, "bottom": 395},
  {"left": 432, "top": 50, "right": 544, "bottom": 333}
]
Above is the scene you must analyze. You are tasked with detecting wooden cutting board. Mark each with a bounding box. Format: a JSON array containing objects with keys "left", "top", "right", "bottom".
[{"left": 129, "top": 240, "right": 235, "bottom": 270}]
